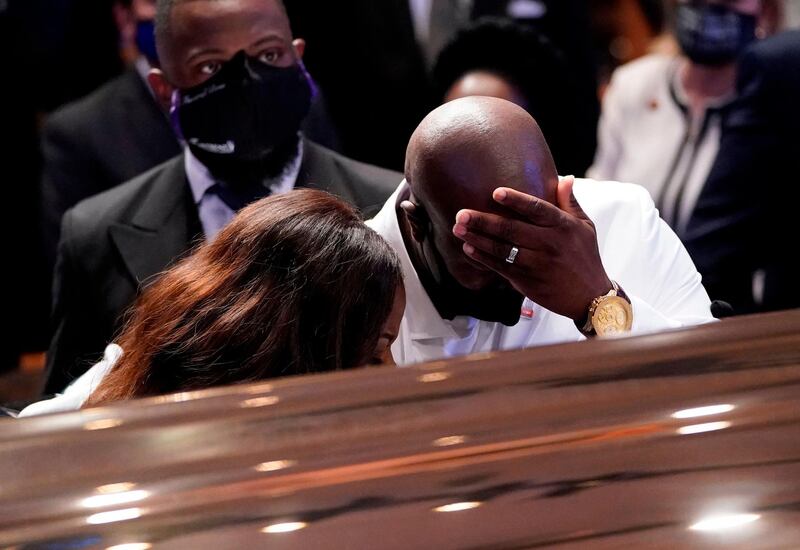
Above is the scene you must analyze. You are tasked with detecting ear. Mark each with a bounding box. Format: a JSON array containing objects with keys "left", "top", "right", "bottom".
[
  {"left": 400, "top": 196, "right": 429, "bottom": 244},
  {"left": 292, "top": 38, "right": 306, "bottom": 59},
  {"left": 148, "top": 68, "right": 175, "bottom": 113}
]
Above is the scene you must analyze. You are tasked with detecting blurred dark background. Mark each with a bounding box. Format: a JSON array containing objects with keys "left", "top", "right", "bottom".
[{"left": 2, "top": 0, "right": 794, "bottom": 402}]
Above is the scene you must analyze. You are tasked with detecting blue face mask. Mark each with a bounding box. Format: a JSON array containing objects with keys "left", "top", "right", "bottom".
[
  {"left": 675, "top": 3, "right": 758, "bottom": 66},
  {"left": 135, "top": 19, "right": 159, "bottom": 65}
]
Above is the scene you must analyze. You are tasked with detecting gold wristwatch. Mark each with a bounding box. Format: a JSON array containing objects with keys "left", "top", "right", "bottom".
[{"left": 579, "top": 281, "right": 633, "bottom": 337}]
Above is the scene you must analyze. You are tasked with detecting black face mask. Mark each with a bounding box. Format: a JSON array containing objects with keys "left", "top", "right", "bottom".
[
  {"left": 421, "top": 232, "right": 524, "bottom": 326},
  {"left": 171, "top": 51, "right": 314, "bottom": 186},
  {"left": 675, "top": 3, "right": 757, "bottom": 66}
]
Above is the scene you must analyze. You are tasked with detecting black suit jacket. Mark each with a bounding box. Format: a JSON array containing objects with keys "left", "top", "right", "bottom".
[
  {"left": 43, "top": 140, "right": 402, "bottom": 394},
  {"left": 685, "top": 31, "right": 800, "bottom": 314},
  {"left": 40, "top": 68, "right": 182, "bottom": 270},
  {"left": 40, "top": 67, "right": 343, "bottom": 270}
]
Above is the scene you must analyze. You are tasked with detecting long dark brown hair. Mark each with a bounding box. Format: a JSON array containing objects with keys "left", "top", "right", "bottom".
[{"left": 85, "top": 189, "right": 402, "bottom": 406}]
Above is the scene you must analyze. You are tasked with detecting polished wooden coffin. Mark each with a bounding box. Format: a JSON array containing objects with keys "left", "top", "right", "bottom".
[{"left": 1, "top": 310, "right": 799, "bottom": 549}]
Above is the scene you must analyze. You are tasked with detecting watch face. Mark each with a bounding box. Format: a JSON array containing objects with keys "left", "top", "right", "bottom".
[{"left": 592, "top": 297, "right": 633, "bottom": 337}]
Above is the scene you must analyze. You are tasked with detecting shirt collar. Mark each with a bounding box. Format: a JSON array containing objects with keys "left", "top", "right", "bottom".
[
  {"left": 368, "top": 181, "right": 459, "bottom": 341},
  {"left": 185, "top": 147, "right": 218, "bottom": 205},
  {"left": 184, "top": 138, "right": 305, "bottom": 206},
  {"left": 134, "top": 56, "right": 155, "bottom": 97}
]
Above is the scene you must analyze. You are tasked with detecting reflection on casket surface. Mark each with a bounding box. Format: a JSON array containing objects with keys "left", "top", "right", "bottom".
[{"left": 1, "top": 310, "right": 799, "bottom": 549}]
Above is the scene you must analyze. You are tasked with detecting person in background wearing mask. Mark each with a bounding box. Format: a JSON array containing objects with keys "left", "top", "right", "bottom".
[
  {"left": 589, "top": 0, "right": 777, "bottom": 242},
  {"left": 40, "top": 0, "right": 341, "bottom": 276},
  {"left": 685, "top": 30, "right": 800, "bottom": 314},
  {"left": 40, "top": 0, "right": 181, "bottom": 274},
  {"left": 43, "top": 0, "right": 402, "bottom": 395}
]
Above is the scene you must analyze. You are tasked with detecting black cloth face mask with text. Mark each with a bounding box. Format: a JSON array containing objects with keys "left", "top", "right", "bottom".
[{"left": 171, "top": 51, "right": 314, "bottom": 187}]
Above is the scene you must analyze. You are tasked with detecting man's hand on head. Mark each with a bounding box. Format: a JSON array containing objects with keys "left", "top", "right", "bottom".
[{"left": 451, "top": 176, "right": 613, "bottom": 322}]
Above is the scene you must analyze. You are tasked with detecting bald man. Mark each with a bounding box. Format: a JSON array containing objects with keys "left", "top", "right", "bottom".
[{"left": 368, "top": 97, "right": 713, "bottom": 365}]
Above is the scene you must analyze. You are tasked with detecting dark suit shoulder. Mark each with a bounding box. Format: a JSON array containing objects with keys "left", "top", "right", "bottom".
[
  {"left": 739, "top": 30, "right": 800, "bottom": 91},
  {"left": 64, "top": 155, "right": 185, "bottom": 247},
  {"left": 44, "top": 70, "right": 142, "bottom": 139},
  {"left": 747, "top": 29, "right": 800, "bottom": 66},
  {"left": 735, "top": 31, "right": 800, "bottom": 127},
  {"left": 305, "top": 141, "right": 402, "bottom": 186},
  {"left": 302, "top": 140, "right": 401, "bottom": 214}
]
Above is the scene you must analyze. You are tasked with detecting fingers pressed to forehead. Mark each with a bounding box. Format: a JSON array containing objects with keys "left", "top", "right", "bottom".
[
  {"left": 462, "top": 243, "right": 517, "bottom": 277},
  {"left": 462, "top": 243, "right": 546, "bottom": 281},
  {"left": 493, "top": 187, "right": 563, "bottom": 227},
  {"left": 455, "top": 210, "right": 543, "bottom": 245},
  {"left": 453, "top": 225, "right": 512, "bottom": 260},
  {"left": 454, "top": 220, "right": 549, "bottom": 258},
  {"left": 460, "top": 234, "right": 548, "bottom": 275}
]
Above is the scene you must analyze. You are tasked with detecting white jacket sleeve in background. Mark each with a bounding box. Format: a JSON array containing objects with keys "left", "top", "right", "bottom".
[{"left": 578, "top": 180, "right": 714, "bottom": 332}]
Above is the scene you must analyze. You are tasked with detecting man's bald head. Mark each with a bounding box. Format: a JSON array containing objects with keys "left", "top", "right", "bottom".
[
  {"left": 400, "top": 96, "right": 560, "bottom": 298},
  {"left": 405, "top": 96, "right": 559, "bottom": 226}
]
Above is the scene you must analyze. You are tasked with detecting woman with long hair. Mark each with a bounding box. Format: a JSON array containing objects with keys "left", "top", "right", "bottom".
[{"left": 21, "top": 189, "right": 404, "bottom": 415}]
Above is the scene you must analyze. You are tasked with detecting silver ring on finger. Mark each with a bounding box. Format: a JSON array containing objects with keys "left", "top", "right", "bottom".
[{"left": 506, "top": 246, "right": 519, "bottom": 264}]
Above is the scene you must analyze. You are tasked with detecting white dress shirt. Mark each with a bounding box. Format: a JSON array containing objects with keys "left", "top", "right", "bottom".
[
  {"left": 185, "top": 140, "right": 304, "bottom": 240},
  {"left": 134, "top": 56, "right": 154, "bottom": 94},
  {"left": 589, "top": 55, "right": 733, "bottom": 236},
  {"left": 367, "top": 179, "right": 714, "bottom": 366}
]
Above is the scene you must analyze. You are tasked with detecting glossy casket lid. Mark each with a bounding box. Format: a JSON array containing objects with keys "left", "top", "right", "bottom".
[{"left": 1, "top": 310, "right": 799, "bottom": 549}]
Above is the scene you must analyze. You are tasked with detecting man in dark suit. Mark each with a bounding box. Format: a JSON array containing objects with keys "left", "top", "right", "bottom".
[
  {"left": 41, "top": 0, "right": 339, "bottom": 270},
  {"left": 685, "top": 30, "right": 800, "bottom": 314},
  {"left": 43, "top": 0, "right": 401, "bottom": 394}
]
